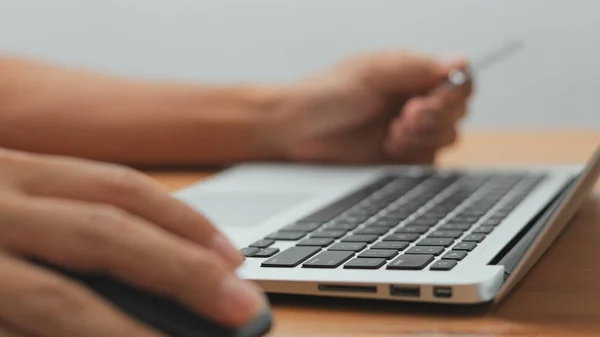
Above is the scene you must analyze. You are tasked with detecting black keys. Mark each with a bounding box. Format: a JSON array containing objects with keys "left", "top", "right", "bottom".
[
  {"left": 328, "top": 242, "right": 367, "bottom": 252},
  {"left": 296, "top": 177, "right": 393, "bottom": 223},
  {"left": 341, "top": 234, "right": 379, "bottom": 243},
  {"left": 253, "top": 248, "right": 280, "bottom": 257},
  {"left": 358, "top": 249, "right": 398, "bottom": 259},
  {"left": 442, "top": 250, "right": 467, "bottom": 260},
  {"left": 453, "top": 242, "right": 477, "bottom": 251},
  {"left": 387, "top": 254, "right": 434, "bottom": 270},
  {"left": 266, "top": 231, "right": 306, "bottom": 241},
  {"left": 353, "top": 227, "right": 390, "bottom": 235},
  {"left": 463, "top": 234, "right": 486, "bottom": 242},
  {"left": 368, "top": 218, "right": 399, "bottom": 228},
  {"left": 240, "top": 247, "right": 260, "bottom": 257},
  {"left": 407, "top": 217, "right": 439, "bottom": 227},
  {"left": 296, "top": 238, "right": 334, "bottom": 247},
  {"left": 430, "top": 259, "right": 457, "bottom": 271},
  {"left": 405, "top": 246, "right": 445, "bottom": 256},
  {"left": 283, "top": 223, "right": 321, "bottom": 232},
  {"left": 439, "top": 223, "right": 472, "bottom": 231},
  {"left": 343, "top": 258, "right": 387, "bottom": 269},
  {"left": 482, "top": 218, "right": 503, "bottom": 226},
  {"left": 473, "top": 226, "right": 494, "bottom": 234},
  {"left": 382, "top": 234, "right": 420, "bottom": 242},
  {"left": 417, "top": 238, "right": 454, "bottom": 247},
  {"left": 302, "top": 251, "right": 354, "bottom": 268},
  {"left": 371, "top": 241, "right": 409, "bottom": 251},
  {"left": 428, "top": 230, "right": 464, "bottom": 239},
  {"left": 261, "top": 246, "right": 321, "bottom": 267},
  {"left": 311, "top": 230, "right": 346, "bottom": 239},
  {"left": 394, "top": 226, "right": 430, "bottom": 234},
  {"left": 324, "top": 222, "right": 360, "bottom": 231},
  {"left": 249, "top": 239, "right": 274, "bottom": 248}
]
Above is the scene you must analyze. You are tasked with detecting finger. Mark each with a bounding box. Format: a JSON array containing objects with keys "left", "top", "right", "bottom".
[
  {"left": 0, "top": 252, "right": 165, "bottom": 337},
  {"left": 0, "top": 196, "right": 267, "bottom": 328},
  {"left": 400, "top": 97, "right": 467, "bottom": 133},
  {"left": 388, "top": 114, "right": 458, "bottom": 149},
  {"left": 384, "top": 146, "right": 437, "bottom": 165},
  {"left": 343, "top": 51, "right": 449, "bottom": 96},
  {"left": 13, "top": 152, "right": 243, "bottom": 267},
  {"left": 431, "top": 55, "right": 474, "bottom": 104},
  {"left": 0, "top": 323, "right": 32, "bottom": 337}
]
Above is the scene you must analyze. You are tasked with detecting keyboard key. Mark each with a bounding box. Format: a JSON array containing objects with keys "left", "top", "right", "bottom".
[
  {"left": 417, "top": 238, "right": 454, "bottom": 247},
  {"left": 428, "top": 230, "right": 464, "bottom": 239},
  {"left": 328, "top": 242, "right": 367, "bottom": 252},
  {"left": 387, "top": 254, "right": 434, "bottom": 270},
  {"left": 430, "top": 259, "right": 458, "bottom": 271},
  {"left": 405, "top": 246, "right": 445, "bottom": 256},
  {"left": 324, "top": 222, "right": 360, "bottom": 230},
  {"left": 353, "top": 227, "right": 390, "bottom": 235},
  {"left": 296, "top": 176, "right": 394, "bottom": 223},
  {"left": 453, "top": 215, "right": 480, "bottom": 223},
  {"left": 463, "top": 234, "right": 486, "bottom": 242},
  {"left": 394, "top": 226, "right": 430, "bottom": 234},
  {"left": 382, "top": 234, "right": 420, "bottom": 242},
  {"left": 409, "top": 218, "right": 440, "bottom": 227},
  {"left": 253, "top": 247, "right": 280, "bottom": 257},
  {"left": 343, "top": 258, "right": 386, "bottom": 269},
  {"left": 249, "top": 239, "right": 274, "bottom": 248},
  {"left": 284, "top": 223, "right": 321, "bottom": 231},
  {"left": 370, "top": 218, "right": 399, "bottom": 228},
  {"left": 296, "top": 238, "right": 334, "bottom": 247},
  {"left": 266, "top": 231, "right": 306, "bottom": 241},
  {"left": 482, "top": 218, "right": 503, "bottom": 226},
  {"left": 439, "top": 223, "right": 472, "bottom": 231},
  {"left": 341, "top": 234, "right": 379, "bottom": 243},
  {"left": 453, "top": 242, "right": 477, "bottom": 251},
  {"left": 240, "top": 247, "right": 260, "bottom": 257},
  {"left": 371, "top": 241, "right": 409, "bottom": 251},
  {"left": 473, "top": 226, "right": 494, "bottom": 234},
  {"left": 261, "top": 246, "right": 321, "bottom": 267},
  {"left": 442, "top": 250, "right": 468, "bottom": 260},
  {"left": 358, "top": 249, "right": 398, "bottom": 259},
  {"left": 302, "top": 251, "right": 354, "bottom": 268},
  {"left": 311, "top": 230, "right": 346, "bottom": 239}
]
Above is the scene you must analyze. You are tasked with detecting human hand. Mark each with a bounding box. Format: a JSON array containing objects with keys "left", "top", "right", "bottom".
[
  {"left": 0, "top": 148, "right": 265, "bottom": 336},
  {"left": 269, "top": 51, "right": 473, "bottom": 164}
]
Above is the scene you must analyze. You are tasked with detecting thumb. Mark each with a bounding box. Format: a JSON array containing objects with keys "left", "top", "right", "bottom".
[{"left": 353, "top": 51, "right": 467, "bottom": 96}]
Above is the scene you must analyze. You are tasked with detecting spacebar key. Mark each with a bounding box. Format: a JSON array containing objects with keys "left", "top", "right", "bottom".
[{"left": 261, "top": 246, "right": 321, "bottom": 268}]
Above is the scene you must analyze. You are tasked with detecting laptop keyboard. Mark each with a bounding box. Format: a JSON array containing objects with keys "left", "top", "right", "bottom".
[{"left": 240, "top": 171, "right": 546, "bottom": 271}]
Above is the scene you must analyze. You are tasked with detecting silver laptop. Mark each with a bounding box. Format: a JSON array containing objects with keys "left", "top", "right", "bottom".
[{"left": 174, "top": 145, "right": 600, "bottom": 305}]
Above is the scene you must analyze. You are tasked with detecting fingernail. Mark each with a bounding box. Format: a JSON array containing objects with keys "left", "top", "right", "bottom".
[
  {"left": 212, "top": 234, "right": 244, "bottom": 267},
  {"left": 217, "top": 276, "right": 266, "bottom": 325}
]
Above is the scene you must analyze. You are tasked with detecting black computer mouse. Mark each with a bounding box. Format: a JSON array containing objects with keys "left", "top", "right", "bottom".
[{"left": 30, "top": 260, "right": 273, "bottom": 337}]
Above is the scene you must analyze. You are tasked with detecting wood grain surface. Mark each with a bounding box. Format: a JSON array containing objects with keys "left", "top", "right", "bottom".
[{"left": 148, "top": 131, "right": 600, "bottom": 337}]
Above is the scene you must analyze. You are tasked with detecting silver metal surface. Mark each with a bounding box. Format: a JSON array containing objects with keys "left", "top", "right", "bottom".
[{"left": 174, "top": 160, "right": 584, "bottom": 304}]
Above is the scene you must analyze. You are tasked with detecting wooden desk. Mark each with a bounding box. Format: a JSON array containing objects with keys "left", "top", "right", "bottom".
[{"left": 150, "top": 131, "right": 600, "bottom": 337}]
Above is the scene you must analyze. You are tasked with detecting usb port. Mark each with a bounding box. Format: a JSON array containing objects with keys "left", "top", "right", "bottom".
[
  {"left": 433, "top": 286, "right": 452, "bottom": 298},
  {"left": 389, "top": 285, "right": 420, "bottom": 297}
]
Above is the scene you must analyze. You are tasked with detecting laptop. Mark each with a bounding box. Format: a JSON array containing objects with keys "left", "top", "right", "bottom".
[{"left": 173, "top": 145, "right": 600, "bottom": 305}]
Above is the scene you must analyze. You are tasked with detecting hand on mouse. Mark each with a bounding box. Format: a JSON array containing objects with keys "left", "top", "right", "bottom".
[
  {"left": 269, "top": 51, "right": 473, "bottom": 164},
  {"left": 0, "top": 148, "right": 265, "bottom": 337}
]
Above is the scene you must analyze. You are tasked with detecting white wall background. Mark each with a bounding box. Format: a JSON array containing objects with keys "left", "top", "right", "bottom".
[{"left": 0, "top": 0, "right": 599, "bottom": 129}]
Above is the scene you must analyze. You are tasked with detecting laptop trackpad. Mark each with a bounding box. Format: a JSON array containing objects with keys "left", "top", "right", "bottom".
[{"left": 184, "top": 192, "right": 311, "bottom": 229}]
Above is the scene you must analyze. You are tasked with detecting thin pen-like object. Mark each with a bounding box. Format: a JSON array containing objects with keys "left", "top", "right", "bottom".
[{"left": 443, "top": 40, "right": 525, "bottom": 88}]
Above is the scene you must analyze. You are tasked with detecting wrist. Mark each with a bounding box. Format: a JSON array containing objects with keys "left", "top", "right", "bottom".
[
  {"left": 242, "top": 85, "right": 293, "bottom": 162},
  {"left": 192, "top": 84, "right": 292, "bottom": 164}
]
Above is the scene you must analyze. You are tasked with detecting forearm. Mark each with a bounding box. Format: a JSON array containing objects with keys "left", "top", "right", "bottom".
[{"left": 0, "top": 56, "right": 286, "bottom": 166}]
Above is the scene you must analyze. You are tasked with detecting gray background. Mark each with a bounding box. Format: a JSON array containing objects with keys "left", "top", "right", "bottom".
[{"left": 1, "top": 0, "right": 598, "bottom": 129}]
